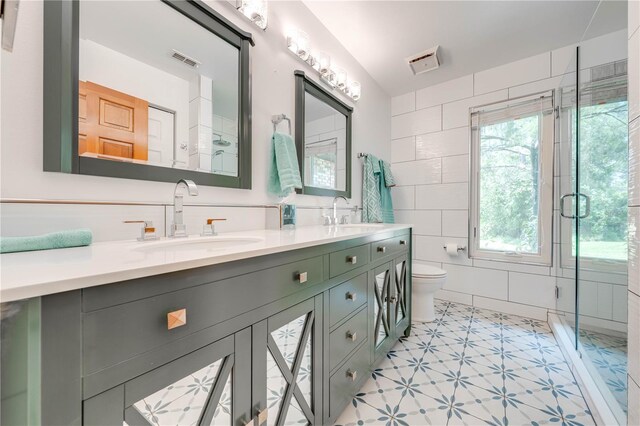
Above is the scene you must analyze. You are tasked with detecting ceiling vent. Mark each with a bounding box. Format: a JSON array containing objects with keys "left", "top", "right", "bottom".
[
  {"left": 171, "top": 49, "right": 200, "bottom": 68},
  {"left": 407, "top": 46, "right": 440, "bottom": 75}
]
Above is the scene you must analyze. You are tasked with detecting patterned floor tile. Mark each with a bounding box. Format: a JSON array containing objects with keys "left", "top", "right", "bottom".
[{"left": 335, "top": 300, "right": 595, "bottom": 426}]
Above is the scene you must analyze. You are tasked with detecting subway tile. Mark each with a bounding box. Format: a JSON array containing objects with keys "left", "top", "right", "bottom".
[
  {"left": 391, "top": 185, "right": 415, "bottom": 210},
  {"left": 434, "top": 289, "right": 473, "bottom": 305},
  {"left": 441, "top": 210, "right": 468, "bottom": 238},
  {"left": 472, "top": 259, "right": 551, "bottom": 276},
  {"left": 630, "top": 207, "right": 640, "bottom": 297},
  {"left": 629, "top": 292, "right": 640, "bottom": 385},
  {"left": 392, "top": 158, "right": 441, "bottom": 186},
  {"left": 391, "top": 105, "right": 441, "bottom": 139},
  {"left": 612, "top": 285, "right": 628, "bottom": 323},
  {"left": 551, "top": 44, "right": 577, "bottom": 77},
  {"left": 391, "top": 92, "right": 415, "bottom": 116},
  {"left": 596, "top": 282, "right": 614, "bottom": 320},
  {"left": 579, "top": 280, "right": 598, "bottom": 317},
  {"left": 0, "top": 203, "right": 166, "bottom": 242},
  {"left": 556, "top": 277, "right": 576, "bottom": 313},
  {"left": 630, "top": 119, "right": 640, "bottom": 207},
  {"left": 414, "top": 235, "right": 472, "bottom": 266},
  {"left": 508, "top": 75, "right": 566, "bottom": 99},
  {"left": 629, "top": 30, "right": 640, "bottom": 122},
  {"left": 402, "top": 210, "right": 442, "bottom": 236},
  {"left": 415, "top": 183, "right": 468, "bottom": 210},
  {"left": 474, "top": 53, "right": 550, "bottom": 95},
  {"left": 415, "top": 75, "right": 473, "bottom": 110},
  {"left": 442, "top": 264, "right": 508, "bottom": 300},
  {"left": 442, "top": 90, "right": 508, "bottom": 129},
  {"left": 508, "top": 272, "right": 556, "bottom": 309},
  {"left": 415, "top": 127, "right": 469, "bottom": 159},
  {"left": 473, "top": 296, "right": 548, "bottom": 321},
  {"left": 442, "top": 154, "right": 468, "bottom": 183},
  {"left": 391, "top": 136, "right": 416, "bottom": 163}
]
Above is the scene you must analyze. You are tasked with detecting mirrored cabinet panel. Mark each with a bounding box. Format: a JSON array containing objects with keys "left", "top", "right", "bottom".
[
  {"left": 295, "top": 71, "right": 353, "bottom": 198},
  {"left": 44, "top": 0, "right": 253, "bottom": 188}
]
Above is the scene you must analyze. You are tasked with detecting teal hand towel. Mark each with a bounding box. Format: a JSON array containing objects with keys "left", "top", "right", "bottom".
[
  {"left": 378, "top": 159, "right": 395, "bottom": 223},
  {"left": 268, "top": 132, "right": 303, "bottom": 197},
  {"left": 362, "top": 155, "right": 383, "bottom": 223},
  {"left": 0, "top": 229, "right": 93, "bottom": 254}
]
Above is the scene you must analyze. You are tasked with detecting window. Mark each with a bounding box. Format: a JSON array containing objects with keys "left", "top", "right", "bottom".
[{"left": 470, "top": 92, "right": 554, "bottom": 265}]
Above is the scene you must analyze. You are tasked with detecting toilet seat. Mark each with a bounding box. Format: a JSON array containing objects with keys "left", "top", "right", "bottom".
[{"left": 412, "top": 264, "right": 447, "bottom": 278}]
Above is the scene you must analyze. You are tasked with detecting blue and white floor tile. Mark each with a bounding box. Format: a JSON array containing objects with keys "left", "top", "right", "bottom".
[{"left": 336, "top": 300, "right": 595, "bottom": 426}]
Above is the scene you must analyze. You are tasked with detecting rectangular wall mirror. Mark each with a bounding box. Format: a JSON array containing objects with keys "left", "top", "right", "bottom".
[
  {"left": 294, "top": 71, "right": 353, "bottom": 198},
  {"left": 44, "top": 0, "right": 253, "bottom": 188}
]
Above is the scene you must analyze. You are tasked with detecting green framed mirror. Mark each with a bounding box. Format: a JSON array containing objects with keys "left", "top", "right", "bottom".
[
  {"left": 43, "top": 0, "right": 253, "bottom": 189},
  {"left": 294, "top": 70, "right": 353, "bottom": 198}
]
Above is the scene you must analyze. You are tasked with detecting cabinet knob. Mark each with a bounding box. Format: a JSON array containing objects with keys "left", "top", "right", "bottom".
[
  {"left": 167, "top": 308, "right": 187, "bottom": 330},
  {"left": 346, "top": 369, "right": 357, "bottom": 381},
  {"left": 346, "top": 330, "right": 357, "bottom": 342},
  {"left": 389, "top": 296, "right": 398, "bottom": 304},
  {"left": 347, "top": 255, "right": 357, "bottom": 265},
  {"left": 399, "top": 240, "right": 407, "bottom": 245},
  {"left": 243, "top": 408, "right": 268, "bottom": 426},
  {"left": 346, "top": 292, "right": 356, "bottom": 302},
  {"left": 377, "top": 246, "right": 386, "bottom": 253},
  {"left": 297, "top": 271, "right": 308, "bottom": 283}
]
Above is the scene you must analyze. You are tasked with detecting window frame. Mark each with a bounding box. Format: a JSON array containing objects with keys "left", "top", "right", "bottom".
[{"left": 469, "top": 92, "right": 555, "bottom": 266}]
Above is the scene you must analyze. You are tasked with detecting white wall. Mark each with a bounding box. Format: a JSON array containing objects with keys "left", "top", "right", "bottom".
[
  {"left": 390, "top": 30, "right": 629, "bottom": 322},
  {"left": 0, "top": 0, "right": 390, "bottom": 209},
  {"left": 627, "top": 0, "right": 640, "bottom": 422}
]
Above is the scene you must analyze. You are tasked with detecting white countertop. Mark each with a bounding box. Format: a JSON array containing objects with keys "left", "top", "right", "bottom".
[{"left": 0, "top": 224, "right": 411, "bottom": 303}]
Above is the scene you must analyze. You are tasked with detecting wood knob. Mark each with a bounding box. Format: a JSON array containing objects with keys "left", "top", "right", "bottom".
[{"left": 167, "top": 308, "right": 187, "bottom": 330}]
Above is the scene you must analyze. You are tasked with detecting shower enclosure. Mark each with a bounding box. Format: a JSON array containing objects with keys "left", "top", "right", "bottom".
[{"left": 555, "top": 2, "right": 629, "bottom": 422}]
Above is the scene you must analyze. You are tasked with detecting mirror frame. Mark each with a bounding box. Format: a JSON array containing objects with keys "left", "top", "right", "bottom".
[
  {"left": 43, "top": 0, "right": 254, "bottom": 189},
  {"left": 294, "top": 70, "right": 353, "bottom": 198}
]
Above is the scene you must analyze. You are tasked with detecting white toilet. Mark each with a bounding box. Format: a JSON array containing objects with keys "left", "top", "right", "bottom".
[{"left": 412, "top": 263, "right": 447, "bottom": 322}]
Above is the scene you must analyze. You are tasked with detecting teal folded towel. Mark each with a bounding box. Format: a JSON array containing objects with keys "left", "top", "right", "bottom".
[
  {"left": 0, "top": 229, "right": 93, "bottom": 254},
  {"left": 268, "top": 132, "right": 303, "bottom": 197},
  {"left": 362, "top": 155, "right": 383, "bottom": 223},
  {"left": 379, "top": 159, "right": 396, "bottom": 223}
]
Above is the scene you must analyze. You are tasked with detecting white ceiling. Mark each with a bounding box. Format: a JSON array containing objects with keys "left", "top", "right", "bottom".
[{"left": 303, "top": 1, "right": 627, "bottom": 96}]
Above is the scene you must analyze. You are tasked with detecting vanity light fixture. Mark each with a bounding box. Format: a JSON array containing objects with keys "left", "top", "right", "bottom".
[
  {"left": 285, "top": 29, "right": 360, "bottom": 101},
  {"left": 236, "top": 0, "right": 268, "bottom": 30}
]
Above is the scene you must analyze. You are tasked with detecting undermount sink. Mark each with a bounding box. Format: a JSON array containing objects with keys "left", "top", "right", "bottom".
[
  {"left": 132, "top": 236, "right": 263, "bottom": 252},
  {"left": 338, "top": 223, "right": 387, "bottom": 229}
]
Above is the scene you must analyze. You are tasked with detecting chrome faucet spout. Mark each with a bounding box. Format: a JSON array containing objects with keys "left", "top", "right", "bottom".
[
  {"left": 332, "top": 196, "right": 349, "bottom": 225},
  {"left": 171, "top": 179, "right": 199, "bottom": 237}
]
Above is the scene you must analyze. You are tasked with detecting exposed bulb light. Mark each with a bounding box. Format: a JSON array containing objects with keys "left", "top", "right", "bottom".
[
  {"left": 236, "top": 0, "right": 268, "bottom": 30},
  {"left": 285, "top": 28, "right": 360, "bottom": 101}
]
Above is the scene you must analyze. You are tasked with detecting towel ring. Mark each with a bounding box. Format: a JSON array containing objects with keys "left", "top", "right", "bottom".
[{"left": 272, "top": 114, "right": 292, "bottom": 135}]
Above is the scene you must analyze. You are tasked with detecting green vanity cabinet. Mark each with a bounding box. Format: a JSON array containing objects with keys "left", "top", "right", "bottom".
[{"left": 0, "top": 228, "right": 411, "bottom": 426}]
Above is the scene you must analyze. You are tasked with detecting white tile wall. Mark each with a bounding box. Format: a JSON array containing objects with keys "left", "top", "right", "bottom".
[
  {"left": 551, "top": 44, "right": 577, "bottom": 77},
  {"left": 391, "top": 91, "right": 415, "bottom": 116},
  {"left": 442, "top": 155, "right": 469, "bottom": 183},
  {"left": 508, "top": 272, "right": 556, "bottom": 309},
  {"left": 472, "top": 296, "right": 548, "bottom": 321},
  {"left": 441, "top": 210, "right": 468, "bottom": 238},
  {"left": 391, "top": 186, "right": 415, "bottom": 210},
  {"left": 630, "top": 207, "right": 640, "bottom": 297},
  {"left": 473, "top": 53, "right": 550, "bottom": 95},
  {"left": 629, "top": 292, "right": 640, "bottom": 385},
  {"left": 415, "top": 235, "right": 472, "bottom": 266},
  {"left": 629, "top": 31, "right": 640, "bottom": 123},
  {"left": 434, "top": 289, "right": 473, "bottom": 305},
  {"left": 442, "top": 89, "right": 508, "bottom": 129},
  {"left": 629, "top": 377, "right": 640, "bottom": 426},
  {"left": 612, "top": 285, "right": 628, "bottom": 323},
  {"left": 415, "top": 127, "right": 469, "bottom": 159},
  {"left": 443, "top": 264, "right": 508, "bottom": 300},
  {"left": 630, "top": 119, "right": 640, "bottom": 207},
  {"left": 415, "top": 75, "right": 474, "bottom": 110},
  {"left": 390, "top": 136, "right": 416, "bottom": 163},
  {"left": 392, "top": 159, "right": 441, "bottom": 186},
  {"left": 395, "top": 210, "right": 442, "bottom": 236},
  {"left": 415, "top": 183, "right": 468, "bottom": 210},
  {"left": 391, "top": 105, "right": 441, "bottom": 139}
]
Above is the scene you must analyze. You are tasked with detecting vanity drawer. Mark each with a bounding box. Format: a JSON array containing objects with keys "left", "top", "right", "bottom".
[
  {"left": 82, "top": 256, "right": 323, "bottom": 375},
  {"left": 370, "top": 235, "right": 409, "bottom": 261},
  {"left": 328, "top": 273, "right": 367, "bottom": 326},
  {"left": 329, "top": 341, "right": 369, "bottom": 419},
  {"left": 329, "top": 244, "right": 370, "bottom": 278},
  {"left": 329, "top": 307, "right": 368, "bottom": 371}
]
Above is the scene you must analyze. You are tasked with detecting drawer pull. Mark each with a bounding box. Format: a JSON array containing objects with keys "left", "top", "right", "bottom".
[
  {"left": 346, "top": 330, "right": 357, "bottom": 342},
  {"left": 346, "top": 369, "right": 357, "bottom": 381},
  {"left": 346, "top": 291, "right": 357, "bottom": 302},
  {"left": 389, "top": 296, "right": 398, "bottom": 304},
  {"left": 243, "top": 408, "right": 268, "bottom": 426},
  {"left": 399, "top": 240, "right": 407, "bottom": 245},
  {"left": 167, "top": 308, "right": 187, "bottom": 330},
  {"left": 377, "top": 246, "right": 386, "bottom": 253},
  {"left": 347, "top": 255, "right": 357, "bottom": 265},
  {"left": 297, "top": 272, "right": 308, "bottom": 283}
]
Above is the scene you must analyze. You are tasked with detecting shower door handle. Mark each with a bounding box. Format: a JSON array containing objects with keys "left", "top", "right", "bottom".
[
  {"left": 577, "top": 193, "right": 591, "bottom": 219},
  {"left": 560, "top": 193, "right": 577, "bottom": 219}
]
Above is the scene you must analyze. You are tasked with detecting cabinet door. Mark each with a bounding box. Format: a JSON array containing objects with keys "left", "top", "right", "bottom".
[
  {"left": 83, "top": 331, "right": 251, "bottom": 426},
  {"left": 392, "top": 254, "right": 411, "bottom": 338},
  {"left": 252, "top": 296, "right": 322, "bottom": 426},
  {"left": 371, "top": 263, "right": 394, "bottom": 362}
]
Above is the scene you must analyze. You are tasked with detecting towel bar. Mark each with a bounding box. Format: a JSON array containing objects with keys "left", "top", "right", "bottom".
[{"left": 272, "top": 114, "right": 292, "bottom": 135}]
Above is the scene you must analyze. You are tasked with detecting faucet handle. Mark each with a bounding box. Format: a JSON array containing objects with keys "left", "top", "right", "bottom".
[
  {"left": 202, "top": 218, "right": 226, "bottom": 236},
  {"left": 124, "top": 220, "right": 158, "bottom": 241}
]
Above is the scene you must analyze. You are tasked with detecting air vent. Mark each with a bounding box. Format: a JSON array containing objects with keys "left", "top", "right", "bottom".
[
  {"left": 407, "top": 46, "right": 440, "bottom": 75},
  {"left": 171, "top": 49, "right": 200, "bottom": 68}
]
